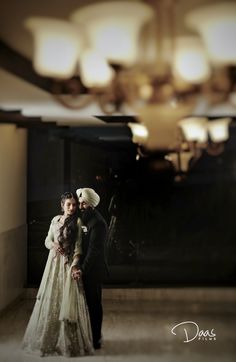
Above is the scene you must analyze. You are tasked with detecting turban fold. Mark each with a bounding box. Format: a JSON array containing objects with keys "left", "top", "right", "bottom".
[{"left": 76, "top": 188, "right": 100, "bottom": 208}]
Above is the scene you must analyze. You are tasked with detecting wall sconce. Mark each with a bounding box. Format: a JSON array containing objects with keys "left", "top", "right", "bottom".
[
  {"left": 165, "top": 151, "right": 194, "bottom": 172},
  {"left": 165, "top": 151, "right": 194, "bottom": 181},
  {"left": 129, "top": 116, "right": 231, "bottom": 176},
  {"left": 179, "top": 117, "right": 231, "bottom": 157}
]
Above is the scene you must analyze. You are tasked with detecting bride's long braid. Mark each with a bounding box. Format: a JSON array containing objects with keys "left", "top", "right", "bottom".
[{"left": 58, "top": 192, "right": 78, "bottom": 259}]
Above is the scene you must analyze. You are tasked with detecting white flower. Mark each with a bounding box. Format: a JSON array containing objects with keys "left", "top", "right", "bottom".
[{"left": 81, "top": 226, "right": 88, "bottom": 234}]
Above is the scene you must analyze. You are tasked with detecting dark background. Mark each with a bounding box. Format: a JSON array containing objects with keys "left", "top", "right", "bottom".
[{"left": 27, "top": 125, "right": 236, "bottom": 287}]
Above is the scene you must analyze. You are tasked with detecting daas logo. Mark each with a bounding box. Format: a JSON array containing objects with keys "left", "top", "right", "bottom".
[{"left": 171, "top": 321, "right": 216, "bottom": 343}]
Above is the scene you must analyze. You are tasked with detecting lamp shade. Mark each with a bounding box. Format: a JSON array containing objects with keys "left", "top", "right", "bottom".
[
  {"left": 186, "top": 2, "right": 236, "bottom": 65},
  {"left": 178, "top": 117, "right": 208, "bottom": 143},
  {"left": 128, "top": 122, "right": 149, "bottom": 144},
  {"left": 173, "top": 37, "right": 210, "bottom": 83},
  {"left": 79, "top": 49, "right": 114, "bottom": 88},
  {"left": 70, "top": 1, "right": 154, "bottom": 66},
  {"left": 207, "top": 117, "right": 231, "bottom": 142},
  {"left": 25, "top": 17, "right": 81, "bottom": 78}
]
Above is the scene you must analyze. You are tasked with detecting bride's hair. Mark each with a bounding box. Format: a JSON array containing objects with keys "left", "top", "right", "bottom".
[{"left": 58, "top": 192, "right": 79, "bottom": 258}]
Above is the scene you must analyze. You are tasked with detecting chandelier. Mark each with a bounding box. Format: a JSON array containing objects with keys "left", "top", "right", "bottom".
[{"left": 24, "top": 0, "right": 236, "bottom": 172}]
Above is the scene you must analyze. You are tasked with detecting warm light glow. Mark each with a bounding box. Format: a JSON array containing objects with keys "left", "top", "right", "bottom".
[
  {"left": 173, "top": 37, "right": 210, "bottom": 83},
  {"left": 186, "top": 2, "right": 236, "bottom": 64},
  {"left": 139, "top": 84, "right": 153, "bottom": 100},
  {"left": 70, "top": 1, "right": 154, "bottom": 66},
  {"left": 180, "top": 152, "right": 194, "bottom": 172},
  {"left": 25, "top": 17, "right": 81, "bottom": 78},
  {"left": 80, "top": 49, "right": 114, "bottom": 88},
  {"left": 207, "top": 117, "right": 231, "bottom": 142},
  {"left": 178, "top": 117, "right": 208, "bottom": 143},
  {"left": 138, "top": 103, "right": 194, "bottom": 150},
  {"left": 128, "top": 122, "right": 149, "bottom": 144},
  {"left": 165, "top": 152, "right": 193, "bottom": 172}
]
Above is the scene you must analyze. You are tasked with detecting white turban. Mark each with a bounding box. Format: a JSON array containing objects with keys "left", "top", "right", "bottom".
[{"left": 76, "top": 188, "right": 100, "bottom": 208}]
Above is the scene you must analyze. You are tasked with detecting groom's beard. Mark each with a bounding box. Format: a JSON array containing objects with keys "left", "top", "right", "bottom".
[{"left": 80, "top": 207, "right": 94, "bottom": 224}]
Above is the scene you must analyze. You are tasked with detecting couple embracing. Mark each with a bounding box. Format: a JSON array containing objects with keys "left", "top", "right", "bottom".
[{"left": 22, "top": 188, "right": 108, "bottom": 357}]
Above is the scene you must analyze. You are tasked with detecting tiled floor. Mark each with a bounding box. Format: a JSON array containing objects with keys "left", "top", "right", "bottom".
[{"left": 0, "top": 289, "right": 236, "bottom": 362}]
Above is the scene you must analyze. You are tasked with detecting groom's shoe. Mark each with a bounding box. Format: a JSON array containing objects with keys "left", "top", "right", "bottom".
[
  {"left": 93, "top": 337, "right": 103, "bottom": 350},
  {"left": 93, "top": 342, "right": 101, "bottom": 350}
]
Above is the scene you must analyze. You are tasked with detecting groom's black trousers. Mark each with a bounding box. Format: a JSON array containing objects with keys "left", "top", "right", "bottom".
[{"left": 82, "top": 273, "right": 103, "bottom": 346}]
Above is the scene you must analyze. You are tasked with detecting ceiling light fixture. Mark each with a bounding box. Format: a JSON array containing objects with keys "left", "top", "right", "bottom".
[{"left": 24, "top": 0, "right": 235, "bottom": 166}]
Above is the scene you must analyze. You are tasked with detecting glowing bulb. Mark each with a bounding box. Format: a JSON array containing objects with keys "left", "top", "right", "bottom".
[
  {"left": 179, "top": 117, "right": 208, "bottom": 143},
  {"left": 173, "top": 37, "right": 210, "bottom": 83},
  {"left": 80, "top": 49, "right": 114, "bottom": 88},
  {"left": 186, "top": 2, "right": 236, "bottom": 64},
  {"left": 25, "top": 17, "right": 81, "bottom": 78},
  {"left": 208, "top": 118, "right": 231, "bottom": 142},
  {"left": 71, "top": 1, "right": 154, "bottom": 65},
  {"left": 128, "top": 123, "right": 149, "bottom": 144}
]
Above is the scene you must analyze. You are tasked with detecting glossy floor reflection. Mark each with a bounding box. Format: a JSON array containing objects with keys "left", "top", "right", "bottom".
[{"left": 0, "top": 289, "right": 235, "bottom": 362}]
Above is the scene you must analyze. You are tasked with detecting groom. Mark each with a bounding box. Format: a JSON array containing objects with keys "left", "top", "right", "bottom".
[{"left": 72, "top": 188, "right": 108, "bottom": 350}]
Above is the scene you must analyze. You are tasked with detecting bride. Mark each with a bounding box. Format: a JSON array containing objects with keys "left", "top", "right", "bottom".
[{"left": 22, "top": 192, "right": 94, "bottom": 357}]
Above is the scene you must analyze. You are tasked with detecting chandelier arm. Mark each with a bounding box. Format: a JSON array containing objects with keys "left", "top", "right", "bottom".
[
  {"left": 96, "top": 94, "right": 119, "bottom": 115},
  {"left": 95, "top": 78, "right": 125, "bottom": 115},
  {"left": 206, "top": 142, "right": 225, "bottom": 156},
  {"left": 52, "top": 93, "right": 95, "bottom": 110},
  {"left": 50, "top": 78, "right": 95, "bottom": 110}
]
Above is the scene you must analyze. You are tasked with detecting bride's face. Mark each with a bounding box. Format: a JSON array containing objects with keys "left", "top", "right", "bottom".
[{"left": 61, "top": 198, "right": 77, "bottom": 217}]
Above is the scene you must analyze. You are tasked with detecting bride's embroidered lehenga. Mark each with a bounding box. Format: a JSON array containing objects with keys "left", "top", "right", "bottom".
[{"left": 22, "top": 216, "right": 94, "bottom": 357}]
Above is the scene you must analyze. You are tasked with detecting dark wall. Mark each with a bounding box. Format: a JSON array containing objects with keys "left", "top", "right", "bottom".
[{"left": 27, "top": 127, "right": 236, "bottom": 287}]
